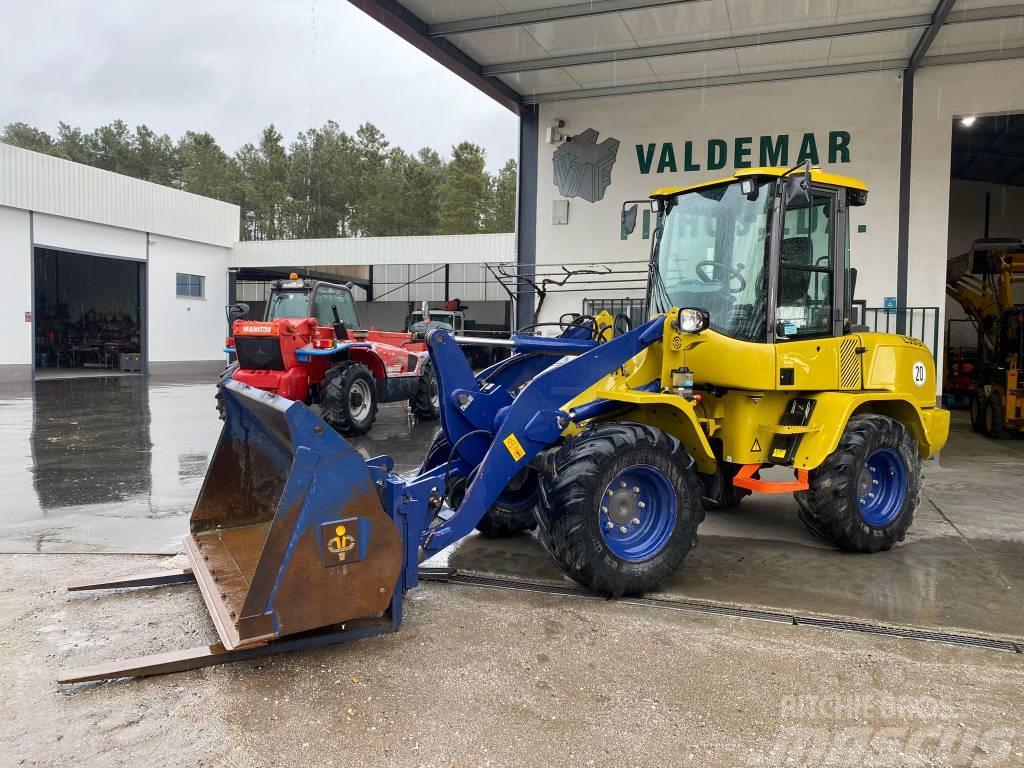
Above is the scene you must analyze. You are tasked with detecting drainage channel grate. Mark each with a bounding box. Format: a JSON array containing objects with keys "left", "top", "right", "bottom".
[{"left": 418, "top": 568, "right": 1023, "bottom": 656}]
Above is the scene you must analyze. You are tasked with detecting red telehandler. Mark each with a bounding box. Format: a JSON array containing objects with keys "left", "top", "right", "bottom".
[{"left": 221, "top": 275, "right": 438, "bottom": 434}]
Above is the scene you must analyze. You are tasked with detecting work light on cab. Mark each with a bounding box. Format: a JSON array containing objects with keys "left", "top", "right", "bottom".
[{"left": 675, "top": 308, "right": 710, "bottom": 334}]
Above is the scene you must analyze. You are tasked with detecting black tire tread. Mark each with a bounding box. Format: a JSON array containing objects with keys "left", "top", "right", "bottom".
[
  {"left": 536, "top": 421, "right": 704, "bottom": 596},
  {"left": 795, "top": 414, "right": 921, "bottom": 553},
  {"left": 319, "top": 360, "right": 378, "bottom": 436},
  {"left": 410, "top": 361, "right": 439, "bottom": 420}
]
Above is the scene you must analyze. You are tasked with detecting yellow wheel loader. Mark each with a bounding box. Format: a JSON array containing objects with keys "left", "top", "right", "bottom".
[{"left": 61, "top": 165, "right": 948, "bottom": 683}]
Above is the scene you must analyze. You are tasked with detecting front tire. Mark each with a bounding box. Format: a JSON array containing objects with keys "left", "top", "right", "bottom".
[
  {"left": 796, "top": 415, "right": 921, "bottom": 553},
  {"left": 537, "top": 422, "right": 704, "bottom": 596},
  {"left": 319, "top": 361, "right": 378, "bottom": 435}
]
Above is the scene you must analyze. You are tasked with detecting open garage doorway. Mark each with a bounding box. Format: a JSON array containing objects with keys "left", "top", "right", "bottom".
[
  {"left": 944, "top": 112, "right": 1024, "bottom": 436},
  {"left": 33, "top": 248, "right": 145, "bottom": 379}
]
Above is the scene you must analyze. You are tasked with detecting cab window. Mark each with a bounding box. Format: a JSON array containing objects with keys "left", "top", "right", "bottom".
[
  {"left": 314, "top": 287, "right": 359, "bottom": 328},
  {"left": 776, "top": 193, "right": 833, "bottom": 339}
]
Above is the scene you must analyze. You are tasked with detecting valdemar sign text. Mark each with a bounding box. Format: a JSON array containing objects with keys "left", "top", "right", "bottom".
[{"left": 636, "top": 130, "right": 851, "bottom": 175}]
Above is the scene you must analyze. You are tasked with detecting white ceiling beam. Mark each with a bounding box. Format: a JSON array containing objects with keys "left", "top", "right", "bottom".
[
  {"left": 520, "top": 59, "right": 907, "bottom": 104},
  {"left": 921, "top": 46, "right": 1024, "bottom": 68},
  {"left": 427, "top": 0, "right": 695, "bottom": 36}
]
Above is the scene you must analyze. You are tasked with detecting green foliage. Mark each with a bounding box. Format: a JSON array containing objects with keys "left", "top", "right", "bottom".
[{"left": 1, "top": 119, "right": 516, "bottom": 241}]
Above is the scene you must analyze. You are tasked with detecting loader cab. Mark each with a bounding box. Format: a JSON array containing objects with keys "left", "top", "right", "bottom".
[
  {"left": 644, "top": 167, "right": 867, "bottom": 344},
  {"left": 265, "top": 276, "right": 360, "bottom": 329}
]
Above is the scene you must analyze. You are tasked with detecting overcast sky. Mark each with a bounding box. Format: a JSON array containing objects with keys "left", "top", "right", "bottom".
[{"left": 0, "top": 0, "right": 519, "bottom": 171}]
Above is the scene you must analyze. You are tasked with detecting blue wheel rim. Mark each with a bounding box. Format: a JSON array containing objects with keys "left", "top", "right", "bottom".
[
  {"left": 856, "top": 447, "right": 907, "bottom": 526},
  {"left": 598, "top": 465, "right": 677, "bottom": 562}
]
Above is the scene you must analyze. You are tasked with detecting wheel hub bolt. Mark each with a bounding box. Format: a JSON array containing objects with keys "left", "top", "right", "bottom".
[
  {"left": 872, "top": 479, "right": 879, "bottom": 486},
  {"left": 606, "top": 522, "right": 614, "bottom": 530},
  {"left": 632, "top": 486, "right": 640, "bottom": 494},
  {"left": 620, "top": 482, "right": 627, "bottom": 489},
  {"left": 619, "top": 526, "right": 628, "bottom": 534},
  {"left": 638, "top": 501, "right": 646, "bottom": 509},
  {"left": 601, "top": 506, "right": 608, "bottom": 514},
  {"left": 869, "top": 492, "right": 875, "bottom": 499},
  {"left": 631, "top": 518, "right": 640, "bottom": 526}
]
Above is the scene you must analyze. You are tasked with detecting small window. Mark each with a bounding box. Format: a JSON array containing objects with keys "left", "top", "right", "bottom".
[
  {"left": 776, "top": 193, "right": 833, "bottom": 339},
  {"left": 313, "top": 286, "right": 359, "bottom": 328},
  {"left": 176, "top": 273, "right": 205, "bottom": 299}
]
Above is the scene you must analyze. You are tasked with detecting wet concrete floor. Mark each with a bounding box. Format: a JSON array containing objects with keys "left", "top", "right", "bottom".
[{"left": 1, "top": 373, "right": 1022, "bottom": 638}]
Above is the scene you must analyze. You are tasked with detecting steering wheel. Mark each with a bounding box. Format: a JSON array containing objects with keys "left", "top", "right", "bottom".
[
  {"left": 694, "top": 260, "right": 747, "bottom": 293},
  {"left": 612, "top": 313, "right": 632, "bottom": 337}
]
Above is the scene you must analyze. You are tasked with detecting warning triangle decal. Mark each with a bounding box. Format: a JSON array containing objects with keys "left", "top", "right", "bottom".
[{"left": 751, "top": 438, "right": 762, "bottom": 452}]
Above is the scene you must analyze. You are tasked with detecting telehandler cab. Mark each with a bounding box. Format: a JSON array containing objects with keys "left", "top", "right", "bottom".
[{"left": 61, "top": 166, "right": 948, "bottom": 683}]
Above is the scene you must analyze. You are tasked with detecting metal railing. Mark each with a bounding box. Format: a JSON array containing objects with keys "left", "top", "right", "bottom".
[
  {"left": 583, "top": 298, "right": 649, "bottom": 328},
  {"left": 852, "top": 302, "right": 940, "bottom": 364}
]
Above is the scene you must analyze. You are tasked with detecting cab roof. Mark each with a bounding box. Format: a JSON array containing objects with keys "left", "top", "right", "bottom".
[{"left": 650, "top": 167, "right": 868, "bottom": 199}]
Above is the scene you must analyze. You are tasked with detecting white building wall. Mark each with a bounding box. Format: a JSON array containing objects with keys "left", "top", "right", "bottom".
[
  {"left": 535, "top": 70, "right": 905, "bottom": 322},
  {"left": 0, "top": 143, "right": 238, "bottom": 247},
  {"left": 146, "top": 234, "right": 230, "bottom": 366},
  {"left": 33, "top": 213, "right": 147, "bottom": 261},
  {"left": 0, "top": 206, "right": 32, "bottom": 373},
  {"left": 229, "top": 232, "right": 515, "bottom": 267}
]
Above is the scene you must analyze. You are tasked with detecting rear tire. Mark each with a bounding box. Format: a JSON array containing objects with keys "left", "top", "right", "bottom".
[
  {"left": 410, "top": 361, "right": 440, "bottom": 420},
  {"left": 319, "top": 361, "right": 378, "bottom": 436},
  {"left": 418, "top": 431, "right": 537, "bottom": 536},
  {"left": 475, "top": 468, "right": 538, "bottom": 538},
  {"left": 982, "top": 396, "right": 1009, "bottom": 439},
  {"left": 969, "top": 394, "right": 985, "bottom": 433},
  {"left": 536, "top": 422, "right": 704, "bottom": 596},
  {"left": 795, "top": 415, "right": 921, "bottom": 553}
]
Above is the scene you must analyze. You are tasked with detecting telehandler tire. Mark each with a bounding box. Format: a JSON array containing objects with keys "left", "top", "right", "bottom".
[
  {"left": 795, "top": 414, "right": 921, "bottom": 553},
  {"left": 410, "top": 361, "right": 440, "bottom": 420},
  {"left": 981, "top": 397, "right": 1009, "bottom": 439},
  {"left": 215, "top": 362, "right": 239, "bottom": 421},
  {"left": 320, "top": 360, "right": 378, "bottom": 436},
  {"left": 537, "top": 422, "right": 704, "bottom": 596},
  {"left": 969, "top": 394, "right": 985, "bottom": 433}
]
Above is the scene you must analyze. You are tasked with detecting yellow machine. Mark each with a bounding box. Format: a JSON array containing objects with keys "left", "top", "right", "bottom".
[
  {"left": 593, "top": 165, "right": 949, "bottom": 554},
  {"left": 946, "top": 238, "right": 1024, "bottom": 437}
]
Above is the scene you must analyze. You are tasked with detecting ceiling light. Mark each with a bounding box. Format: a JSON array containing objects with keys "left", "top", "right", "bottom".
[{"left": 960, "top": 115, "right": 977, "bottom": 127}]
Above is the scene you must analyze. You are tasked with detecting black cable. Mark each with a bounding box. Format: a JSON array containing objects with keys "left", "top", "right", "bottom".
[{"left": 443, "top": 428, "right": 493, "bottom": 507}]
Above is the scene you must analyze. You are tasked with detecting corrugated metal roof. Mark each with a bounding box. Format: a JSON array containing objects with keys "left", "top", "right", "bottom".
[
  {"left": 0, "top": 143, "right": 239, "bottom": 247},
  {"left": 229, "top": 232, "right": 515, "bottom": 267},
  {"left": 359, "top": 0, "right": 1024, "bottom": 106}
]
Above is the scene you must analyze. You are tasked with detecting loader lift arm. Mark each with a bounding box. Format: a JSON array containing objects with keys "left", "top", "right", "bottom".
[{"left": 59, "top": 315, "right": 669, "bottom": 683}]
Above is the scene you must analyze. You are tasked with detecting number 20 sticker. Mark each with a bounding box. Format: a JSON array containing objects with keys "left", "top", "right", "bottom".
[{"left": 912, "top": 361, "right": 927, "bottom": 387}]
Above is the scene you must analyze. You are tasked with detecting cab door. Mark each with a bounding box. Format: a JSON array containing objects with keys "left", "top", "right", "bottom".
[{"left": 772, "top": 186, "right": 845, "bottom": 391}]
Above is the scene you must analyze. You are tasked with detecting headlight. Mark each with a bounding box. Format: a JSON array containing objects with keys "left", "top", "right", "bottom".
[{"left": 676, "top": 308, "right": 709, "bottom": 334}]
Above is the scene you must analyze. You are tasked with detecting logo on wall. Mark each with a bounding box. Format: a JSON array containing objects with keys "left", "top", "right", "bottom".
[{"left": 553, "top": 129, "right": 620, "bottom": 203}]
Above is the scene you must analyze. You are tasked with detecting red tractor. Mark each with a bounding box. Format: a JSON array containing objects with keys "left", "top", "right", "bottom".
[{"left": 222, "top": 275, "right": 438, "bottom": 434}]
